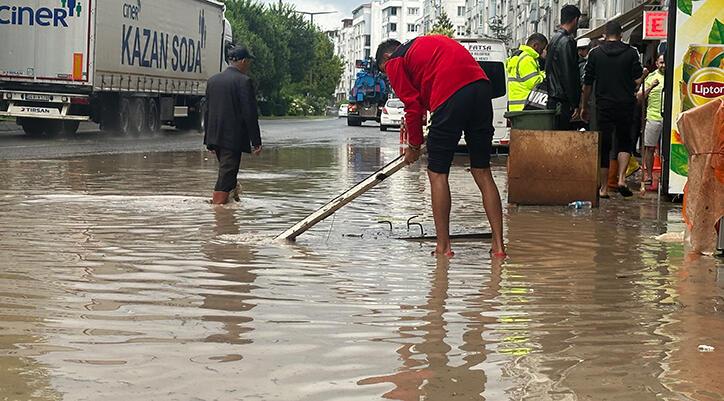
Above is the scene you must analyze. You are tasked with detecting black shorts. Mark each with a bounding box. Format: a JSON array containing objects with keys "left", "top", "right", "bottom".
[
  {"left": 427, "top": 79, "right": 494, "bottom": 174},
  {"left": 597, "top": 103, "right": 635, "bottom": 168},
  {"left": 214, "top": 147, "right": 242, "bottom": 192}
]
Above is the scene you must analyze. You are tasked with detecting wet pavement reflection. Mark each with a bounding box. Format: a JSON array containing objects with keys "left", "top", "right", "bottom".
[{"left": 0, "top": 123, "right": 722, "bottom": 400}]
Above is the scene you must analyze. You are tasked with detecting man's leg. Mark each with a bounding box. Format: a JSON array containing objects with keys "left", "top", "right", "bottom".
[
  {"left": 616, "top": 151, "right": 631, "bottom": 187},
  {"left": 643, "top": 146, "right": 655, "bottom": 182},
  {"left": 597, "top": 107, "right": 614, "bottom": 197},
  {"left": 615, "top": 105, "right": 635, "bottom": 192},
  {"left": 213, "top": 148, "right": 242, "bottom": 205},
  {"left": 470, "top": 168, "right": 505, "bottom": 255},
  {"left": 427, "top": 170, "right": 453, "bottom": 256},
  {"left": 468, "top": 80, "right": 505, "bottom": 256}
]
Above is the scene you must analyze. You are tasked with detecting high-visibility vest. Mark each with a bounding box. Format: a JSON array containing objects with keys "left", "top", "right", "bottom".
[{"left": 506, "top": 45, "right": 545, "bottom": 111}]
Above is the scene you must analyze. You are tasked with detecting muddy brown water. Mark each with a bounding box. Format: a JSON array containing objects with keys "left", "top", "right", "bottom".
[{"left": 0, "top": 138, "right": 722, "bottom": 400}]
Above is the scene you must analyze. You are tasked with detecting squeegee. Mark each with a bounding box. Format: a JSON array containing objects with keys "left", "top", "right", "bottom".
[{"left": 275, "top": 146, "right": 424, "bottom": 241}]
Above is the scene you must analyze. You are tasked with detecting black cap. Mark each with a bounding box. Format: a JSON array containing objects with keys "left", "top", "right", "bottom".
[{"left": 228, "top": 46, "right": 256, "bottom": 61}]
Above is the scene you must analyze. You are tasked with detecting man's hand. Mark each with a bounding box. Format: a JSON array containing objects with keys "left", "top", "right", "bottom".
[
  {"left": 580, "top": 107, "right": 590, "bottom": 123},
  {"left": 252, "top": 145, "right": 262, "bottom": 156},
  {"left": 571, "top": 108, "right": 581, "bottom": 121},
  {"left": 404, "top": 145, "right": 421, "bottom": 165},
  {"left": 651, "top": 79, "right": 660, "bottom": 88}
]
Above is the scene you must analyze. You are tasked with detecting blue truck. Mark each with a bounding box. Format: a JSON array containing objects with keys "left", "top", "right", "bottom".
[{"left": 347, "top": 59, "right": 389, "bottom": 127}]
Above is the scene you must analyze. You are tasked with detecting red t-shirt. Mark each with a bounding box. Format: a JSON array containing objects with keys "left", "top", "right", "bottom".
[{"left": 385, "top": 35, "right": 488, "bottom": 146}]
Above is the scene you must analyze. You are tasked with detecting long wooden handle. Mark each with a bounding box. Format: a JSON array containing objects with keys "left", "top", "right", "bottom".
[{"left": 275, "top": 146, "right": 425, "bottom": 241}]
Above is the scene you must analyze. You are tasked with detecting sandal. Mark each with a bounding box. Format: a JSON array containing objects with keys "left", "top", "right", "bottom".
[
  {"left": 431, "top": 250, "right": 455, "bottom": 258},
  {"left": 599, "top": 193, "right": 610, "bottom": 199},
  {"left": 618, "top": 185, "right": 633, "bottom": 198},
  {"left": 490, "top": 250, "right": 508, "bottom": 259}
]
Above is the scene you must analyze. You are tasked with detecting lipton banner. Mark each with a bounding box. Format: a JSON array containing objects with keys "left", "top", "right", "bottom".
[{"left": 667, "top": 0, "right": 724, "bottom": 194}]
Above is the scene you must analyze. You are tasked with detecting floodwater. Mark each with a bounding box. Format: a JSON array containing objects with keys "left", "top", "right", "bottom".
[{"left": 0, "top": 132, "right": 722, "bottom": 401}]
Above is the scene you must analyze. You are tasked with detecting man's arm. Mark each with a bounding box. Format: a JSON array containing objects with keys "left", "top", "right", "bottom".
[
  {"left": 240, "top": 77, "right": 262, "bottom": 149},
  {"left": 386, "top": 59, "right": 425, "bottom": 147},
  {"left": 561, "top": 37, "right": 581, "bottom": 107},
  {"left": 632, "top": 50, "right": 645, "bottom": 89},
  {"left": 520, "top": 56, "right": 545, "bottom": 91},
  {"left": 580, "top": 53, "right": 596, "bottom": 122},
  {"left": 580, "top": 85, "right": 593, "bottom": 122}
]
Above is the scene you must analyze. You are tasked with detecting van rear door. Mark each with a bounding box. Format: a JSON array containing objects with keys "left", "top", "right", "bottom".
[
  {"left": 458, "top": 39, "right": 509, "bottom": 146},
  {"left": 0, "top": 0, "right": 93, "bottom": 86}
]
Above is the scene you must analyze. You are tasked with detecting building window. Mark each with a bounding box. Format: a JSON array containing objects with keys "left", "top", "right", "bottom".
[
  {"left": 364, "top": 35, "right": 370, "bottom": 46},
  {"left": 408, "top": 7, "right": 419, "bottom": 15},
  {"left": 457, "top": 25, "right": 466, "bottom": 36},
  {"left": 407, "top": 24, "right": 418, "bottom": 32},
  {"left": 458, "top": 6, "right": 465, "bottom": 17},
  {"left": 389, "top": 23, "right": 397, "bottom": 32},
  {"left": 389, "top": 7, "right": 397, "bottom": 16}
]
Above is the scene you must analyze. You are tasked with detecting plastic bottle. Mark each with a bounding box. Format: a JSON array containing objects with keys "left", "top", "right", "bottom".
[{"left": 568, "top": 201, "right": 592, "bottom": 209}]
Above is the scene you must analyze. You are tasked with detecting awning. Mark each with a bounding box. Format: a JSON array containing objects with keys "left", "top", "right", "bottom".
[{"left": 577, "top": 0, "right": 658, "bottom": 41}]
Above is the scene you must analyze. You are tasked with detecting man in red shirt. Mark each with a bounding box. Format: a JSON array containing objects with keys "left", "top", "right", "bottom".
[{"left": 376, "top": 35, "right": 505, "bottom": 258}]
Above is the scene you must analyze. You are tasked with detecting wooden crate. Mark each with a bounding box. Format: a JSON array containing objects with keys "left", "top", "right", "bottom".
[{"left": 508, "top": 129, "right": 600, "bottom": 206}]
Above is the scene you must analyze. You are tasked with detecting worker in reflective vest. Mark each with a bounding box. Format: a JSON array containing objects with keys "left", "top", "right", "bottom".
[{"left": 506, "top": 34, "right": 548, "bottom": 111}]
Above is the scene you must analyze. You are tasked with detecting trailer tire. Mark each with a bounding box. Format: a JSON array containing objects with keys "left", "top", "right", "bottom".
[
  {"left": 147, "top": 99, "right": 161, "bottom": 134},
  {"left": 130, "top": 98, "right": 146, "bottom": 136},
  {"left": 118, "top": 98, "right": 133, "bottom": 136},
  {"left": 62, "top": 121, "right": 80, "bottom": 135},
  {"left": 19, "top": 118, "right": 45, "bottom": 137},
  {"left": 43, "top": 120, "right": 63, "bottom": 137},
  {"left": 347, "top": 117, "right": 362, "bottom": 127},
  {"left": 380, "top": 125, "right": 387, "bottom": 131}
]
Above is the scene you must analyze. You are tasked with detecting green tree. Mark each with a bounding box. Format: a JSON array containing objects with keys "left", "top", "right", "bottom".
[
  {"left": 430, "top": 10, "right": 455, "bottom": 37},
  {"left": 221, "top": 0, "right": 343, "bottom": 115}
]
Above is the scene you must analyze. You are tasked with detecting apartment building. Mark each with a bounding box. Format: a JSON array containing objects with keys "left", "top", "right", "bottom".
[
  {"left": 421, "top": 0, "right": 468, "bottom": 37},
  {"left": 380, "top": 0, "right": 424, "bottom": 43}
]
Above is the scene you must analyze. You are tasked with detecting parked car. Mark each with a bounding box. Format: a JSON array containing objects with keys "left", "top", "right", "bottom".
[
  {"left": 380, "top": 98, "right": 404, "bottom": 131},
  {"left": 338, "top": 104, "right": 348, "bottom": 118}
]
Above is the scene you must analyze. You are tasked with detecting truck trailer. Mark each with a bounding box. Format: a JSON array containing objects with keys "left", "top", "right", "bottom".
[{"left": 0, "top": 0, "right": 233, "bottom": 136}]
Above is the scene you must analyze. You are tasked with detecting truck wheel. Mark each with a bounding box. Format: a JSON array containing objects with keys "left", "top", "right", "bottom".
[
  {"left": 62, "top": 121, "right": 80, "bottom": 135},
  {"left": 118, "top": 98, "right": 132, "bottom": 136},
  {"left": 43, "top": 121, "right": 63, "bottom": 137},
  {"left": 347, "top": 117, "right": 361, "bottom": 127},
  {"left": 20, "top": 118, "right": 45, "bottom": 137},
  {"left": 130, "top": 98, "right": 146, "bottom": 136},
  {"left": 147, "top": 99, "right": 161, "bottom": 133}
]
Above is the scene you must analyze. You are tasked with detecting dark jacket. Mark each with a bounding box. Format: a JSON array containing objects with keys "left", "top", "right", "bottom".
[
  {"left": 204, "top": 67, "right": 261, "bottom": 154},
  {"left": 545, "top": 28, "right": 581, "bottom": 106},
  {"left": 583, "top": 40, "right": 643, "bottom": 107}
]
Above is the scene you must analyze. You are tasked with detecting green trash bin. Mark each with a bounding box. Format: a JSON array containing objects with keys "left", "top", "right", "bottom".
[{"left": 504, "top": 109, "right": 557, "bottom": 130}]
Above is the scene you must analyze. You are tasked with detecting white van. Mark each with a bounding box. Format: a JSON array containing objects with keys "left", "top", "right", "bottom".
[{"left": 457, "top": 38, "right": 510, "bottom": 148}]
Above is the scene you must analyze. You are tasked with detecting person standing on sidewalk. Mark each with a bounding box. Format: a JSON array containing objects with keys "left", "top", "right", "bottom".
[
  {"left": 641, "top": 54, "right": 666, "bottom": 187},
  {"left": 204, "top": 46, "right": 262, "bottom": 205},
  {"left": 581, "top": 21, "right": 644, "bottom": 198},
  {"left": 545, "top": 4, "right": 582, "bottom": 130},
  {"left": 375, "top": 35, "right": 506, "bottom": 258},
  {"left": 506, "top": 33, "right": 548, "bottom": 112}
]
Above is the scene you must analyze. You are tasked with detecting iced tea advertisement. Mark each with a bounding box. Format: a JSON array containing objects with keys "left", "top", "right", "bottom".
[{"left": 668, "top": 0, "right": 724, "bottom": 194}]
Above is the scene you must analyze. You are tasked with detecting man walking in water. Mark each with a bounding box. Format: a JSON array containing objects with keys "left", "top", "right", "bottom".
[
  {"left": 375, "top": 35, "right": 506, "bottom": 258},
  {"left": 581, "top": 21, "right": 644, "bottom": 198},
  {"left": 204, "top": 46, "right": 262, "bottom": 205}
]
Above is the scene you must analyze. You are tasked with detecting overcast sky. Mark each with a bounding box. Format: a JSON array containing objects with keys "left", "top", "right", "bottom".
[{"left": 261, "top": 0, "right": 361, "bottom": 31}]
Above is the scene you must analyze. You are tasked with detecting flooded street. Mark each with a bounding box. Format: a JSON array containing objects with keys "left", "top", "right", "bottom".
[{"left": 0, "top": 119, "right": 722, "bottom": 400}]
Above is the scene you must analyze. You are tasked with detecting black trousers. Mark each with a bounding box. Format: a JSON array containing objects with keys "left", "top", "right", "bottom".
[
  {"left": 598, "top": 102, "right": 635, "bottom": 168},
  {"left": 548, "top": 98, "right": 574, "bottom": 131},
  {"left": 214, "top": 147, "right": 242, "bottom": 192}
]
